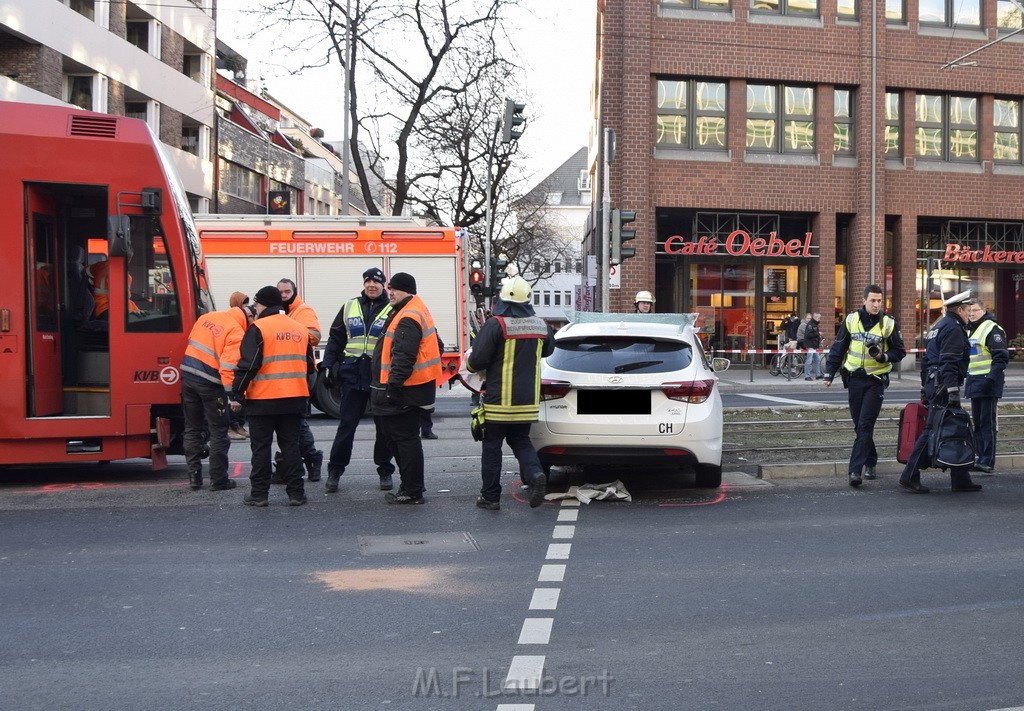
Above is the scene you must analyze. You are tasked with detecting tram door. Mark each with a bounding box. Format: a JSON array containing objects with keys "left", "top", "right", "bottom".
[{"left": 26, "top": 187, "right": 63, "bottom": 416}]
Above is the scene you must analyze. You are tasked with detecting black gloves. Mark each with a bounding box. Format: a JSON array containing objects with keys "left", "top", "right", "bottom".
[
  {"left": 386, "top": 386, "right": 402, "bottom": 406},
  {"left": 982, "top": 378, "right": 996, "bottom": 396},
  {"left": 947, "top": 389, "right": 960, "bottom": 408}
]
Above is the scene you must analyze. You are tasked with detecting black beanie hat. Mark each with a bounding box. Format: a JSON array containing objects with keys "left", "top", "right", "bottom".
[
  {"left": 362, "top": 267, "right": 386, "bottom": 285},
  {"left": 254, "top": 285, "right": 284, "bottom": 308},
  {"left": 388, "top": 272, "right": 417, "bottom": 295}
]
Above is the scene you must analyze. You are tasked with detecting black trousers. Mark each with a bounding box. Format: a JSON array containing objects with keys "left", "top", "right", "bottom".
[
  {"left": 379, "top": 408, "right": 424, "bottom": 497},
  {"left": 899, "top": 402, "right": 973, "bottom": 488},
  {"left": 328, "top": 387, "right": 394, "bottom": 474},
  {"left": 181, "top": 379, "right": 230, "bottom": 483},
  {"left": 480, "top": 421, "right": 543, "bottom": 502},
  {"left": 971, "top": 396, "right": 998, "bottom": 467},
  {"left": 846, "top": 375, "right": 884, "bottom": 475},
  {"left": 248, "top": 413, "right": 304, "bottom": 500}
]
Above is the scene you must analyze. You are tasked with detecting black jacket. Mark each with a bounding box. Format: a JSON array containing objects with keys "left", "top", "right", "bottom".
[
  {"left": 321, "top": 290, "right": 391, "bottom": 392},
  {"left": 369, "top": 295, "right": 437, "bottom": 416},
  {"left": 231, "top": 306, "right": 317, "bottom": 416},
  {"left": 965, "top": 312, "right": 1009, "bottom": 399},
  {"left": 921, "top": 310, "right": 970, "bottom": 394}
]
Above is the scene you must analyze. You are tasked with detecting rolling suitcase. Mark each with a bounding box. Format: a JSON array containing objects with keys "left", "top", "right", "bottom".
[{"left": 897, "top": 401, "right": 928, "bottom": 464}]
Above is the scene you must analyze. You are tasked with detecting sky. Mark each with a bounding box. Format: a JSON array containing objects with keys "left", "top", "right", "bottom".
[{"left": 214, "top": 0, "right": 596, "bottom": 188}]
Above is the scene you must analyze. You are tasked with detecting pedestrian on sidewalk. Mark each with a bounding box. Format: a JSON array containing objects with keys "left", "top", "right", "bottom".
[
  {"left": 966, "top": 297, "right": 1009, "bottom": 474},
  {"left": 824, "top": 285, "right": 907, "bottom": 487},
  {"left": 797, "top": 312, "right": 824, "bottom": 380}
]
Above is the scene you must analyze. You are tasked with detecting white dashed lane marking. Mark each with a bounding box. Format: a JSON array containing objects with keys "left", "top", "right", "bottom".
[
  {"left": 518, "top": 618, "right": 554, "bottom": 644},
  {"left": 538, "top": 564, "right": 566, "bottom": 582},
  {"left": 496, "top": 704, "right": 535, "bottom": 711},
  {"left": 529, "top": 588, "right": 561, "bottom": 610},
  {"left": 552, "top": 525, "right": 575, "bottom": 539},
  {"left": 546, "top": 543, "right": 572, "bottom": 559},
  {"left": 557, "top": 509, "right": 579, "bottom": 521},
  {"left": 504, "top": 655, "right": 546, "bottom": 691}
]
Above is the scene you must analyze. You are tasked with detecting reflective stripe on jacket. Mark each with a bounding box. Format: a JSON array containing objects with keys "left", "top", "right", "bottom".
[
  {"left": 468, "top": 315, "right": 552, "bottom": 423},
  {"left": 968, "top": 319, "right": 998, "bottom": 376},
  {"left": 181, "top": 307, "right": 247, "bottom": 388},
  {"left": 343, "top": 297, "right": 392, "bottom": 357},
  {"left": 247, "top": 313, "right": 311, "bottom": 400},
  {"left": 288, "top": 298, "right": 322, "bottom": 346},
  {"left": 379, "top": 294, "right": 442, "bottom": 386},
  {"left": 842, "top": 312, "right": 895, "bottom": 376}
]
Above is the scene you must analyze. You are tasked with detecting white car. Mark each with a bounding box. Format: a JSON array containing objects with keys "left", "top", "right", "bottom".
[{"left": 533, "top": 313, "right": 728, "bottom": 488}]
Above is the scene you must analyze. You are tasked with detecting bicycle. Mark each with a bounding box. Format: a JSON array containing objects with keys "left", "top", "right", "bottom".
[{"left": 769, "top": 339, "right": 803, "bottom": 380}]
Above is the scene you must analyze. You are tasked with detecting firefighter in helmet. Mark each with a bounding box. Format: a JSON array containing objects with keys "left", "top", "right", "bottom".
[{"left": 634, "top": 290, "right": 655, "bottom": 313}]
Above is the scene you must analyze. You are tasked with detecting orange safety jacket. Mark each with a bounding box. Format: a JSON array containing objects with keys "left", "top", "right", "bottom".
[
  {"left": 247, "top": 313, "right": 311, "bottom": 400},
  {"left": 181, "top": 307, "right": 247, "bottom": 388},
  {"left": 287, "top": 298, "right": 322, "bottom": 347},
  {"left": 88, "top": 259, "right": 141, "bottom": 318},
  {"left": 379, "top": 294, "right": 442, "bottom": 387}
]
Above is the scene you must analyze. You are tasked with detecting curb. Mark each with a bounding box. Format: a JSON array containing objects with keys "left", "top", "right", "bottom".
[{"left": 759, "top": 454, "right": 1024, "bottom": 479}]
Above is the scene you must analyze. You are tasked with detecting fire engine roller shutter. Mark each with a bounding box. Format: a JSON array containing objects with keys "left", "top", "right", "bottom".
[
  {"left": 204, "top": 257, "right": 295, "bottom": 312},
  {"left": 302, "top": 258, "right": 385, "bottom": 337},
  {"left": 387, "top": 256, "right": 459, "bottom": 354}
]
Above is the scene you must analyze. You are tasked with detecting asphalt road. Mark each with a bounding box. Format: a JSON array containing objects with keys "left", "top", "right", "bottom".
[{"left": 2, "top": 416, "right": 1024, "bottom": 711}]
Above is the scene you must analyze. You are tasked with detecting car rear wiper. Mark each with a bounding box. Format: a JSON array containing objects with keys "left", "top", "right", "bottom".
[{"left": 614, "top": 360, "right": 663, "bottom": 373}]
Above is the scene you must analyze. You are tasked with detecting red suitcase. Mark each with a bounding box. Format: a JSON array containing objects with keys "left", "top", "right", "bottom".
[{"left": 898, "top": 402, "right": 928, "bottom": 464}]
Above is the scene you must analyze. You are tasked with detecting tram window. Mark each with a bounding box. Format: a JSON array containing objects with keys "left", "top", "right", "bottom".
[{"left": 125, "top": 216, "right": 182, "bottom": 333}]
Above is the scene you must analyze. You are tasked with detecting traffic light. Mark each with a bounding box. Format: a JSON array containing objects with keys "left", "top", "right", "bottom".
[
  {"left": 611, "top": 208, "right": 638, "bottom": 265},
  {"left": 490, "top": 256, "right": 509, "bottom": 292},
  {"left": 501, "top": 98, "right": 526, "bottom": 143},
  {"left": 470, "top": 260, "right": 485, "bottom": 297}
]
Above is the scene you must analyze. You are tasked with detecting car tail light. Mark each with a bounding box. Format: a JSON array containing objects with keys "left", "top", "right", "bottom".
[
  {"left": 541, "top": 379, "right": 572, "bottom": 401},
  {"left": 661, "top": 379, "right": 715, "bottom": 403}
]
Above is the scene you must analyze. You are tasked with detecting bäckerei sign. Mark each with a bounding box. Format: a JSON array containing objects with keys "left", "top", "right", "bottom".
[
  {"left": 943, "top": 243, "right": 1024, "bottom": 263},
  {"left": 662, "top": 230, "right": 814, "bottom": 257}
]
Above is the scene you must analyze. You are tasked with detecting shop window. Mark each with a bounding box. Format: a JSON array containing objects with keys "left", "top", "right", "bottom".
[
  {"left": 837, "top": 0, "right": 857, "bottom": 19},
  {"left": 993, "top": 98, "right": 1021, "bottom": 163},
  {"left": 834, "top": 88, "right": 855, "bottom": 154},
  {"left": 884, "top": 91, "right": 901, "bottom": 157},
  {"left": 656, "top": 79, "right": 727, "bottom": 150},
  {"left": 886, "top": 0, "right": 905, "bottom": 22},
  {"left": 919, "top": 0, "right": 980, "bottom": 26},
  {"left": 746, "top": 84, "right": 815, "bottom": 153},
  {"left": 662, "top": 0, "right": 731, "bottom": 11},
  {"left": 915, "top": 93, "right": 978, "bottom": 162},
  {"left": 997, "top": 0, "right": 1022, "bottom": 28},
  {"left": 750, "top": 0, "right": 818, "bottom": 16}
]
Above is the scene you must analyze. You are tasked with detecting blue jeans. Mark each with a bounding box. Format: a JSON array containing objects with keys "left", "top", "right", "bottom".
[{"left": 803, "top": 351, "right": 821, "bottom": 378}]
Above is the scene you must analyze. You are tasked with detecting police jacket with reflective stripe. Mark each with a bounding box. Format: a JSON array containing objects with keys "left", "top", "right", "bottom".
[
  {"left": 966, "top": 312, "right": 1009, "bottom": 398},
  {"left": 321, "top": 291, "right": 392, "bottom": 391},
  {"left": 181, "top": 307, "right": 247, "bottom": 389},
  {"left": 467, "top": 315, "right": 554, "bottom": 423},
  {"left": 231, "top": 306, "right": 316, "bottom": 416},
  {"left": 825, "top": 308, "right": 906, "bottom": 381}
]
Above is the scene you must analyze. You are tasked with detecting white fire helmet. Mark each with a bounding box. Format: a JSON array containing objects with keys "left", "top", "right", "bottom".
[
  {"left": 499, "top": 276, "right": 532, "bottom": 304},
  {"left": 634, "top": 290, "right": 655, "bottom": 304}
]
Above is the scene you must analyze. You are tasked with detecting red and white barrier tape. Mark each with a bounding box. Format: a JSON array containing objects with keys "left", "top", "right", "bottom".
[{"left": 711, "top": 347, "right": 1022, "bottom": 355}]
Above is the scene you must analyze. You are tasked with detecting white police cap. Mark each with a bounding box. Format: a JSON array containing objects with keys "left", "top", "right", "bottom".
[{"left": 943, "top": 289, "right": 977, "bottom": 308}]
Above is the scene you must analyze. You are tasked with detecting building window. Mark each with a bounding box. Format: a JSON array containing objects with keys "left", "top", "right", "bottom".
[
  {"left": 993, "top": 98, "right": 1021, "bottom": 162},
  {"left": 65, "top": 0, "right": 94, "bottom": 19},
  {"left": 125, "top": 100, "right": 160, "bottom": 133},
  {"left": 998, "top": 0, "right": 1022, "bottom": 28},
  {"left": 662, "top": 0, "right": 731, "bottom": 11},
  {"left": 219, "top": 161, "right": 263, "bottom": 204},
  {"left": 746, "top": 84, "right": 815, "bottom": 153},
  {"left": 64, "top": 74, "right": 108, "bottom": 113},
  {"left": 837, "top": 0, "right": 857, "bottom": 18},
  {"left": 919, "top": 0, "right": 980, "bottom": 26},
  {"left": 834, "top": 88, "right": 854, "bottom": 154},
  {"left": 886, "top": 0, "right": 905, "bottom": 22},
  {"left": 655, "top": 79, "right": 727, "bottom": 150},
  {"left": 884, "top": 91, "right": 901, "bottom": 156},
  {"left": 183, "top": 54, "right": 208, "bottom": 84},
  {"left": 181, "top": 125, "right": 200, "bottom": 155},
  {"left": 750, "top": 0, "right": 818, "bottom": 16},
  {"left": 127, "top": 19, "right": 161, "bottom": 58},
  {"left": 915, "top": 93, "right": 978, "bottom": 161}
]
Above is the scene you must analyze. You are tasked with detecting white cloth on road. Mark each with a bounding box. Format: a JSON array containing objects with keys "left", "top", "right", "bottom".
[{"left": 545, "top": 480, "right": 632, "bottom": 504}]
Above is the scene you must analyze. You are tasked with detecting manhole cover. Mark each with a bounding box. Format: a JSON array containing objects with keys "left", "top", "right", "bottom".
[{"left": 358, "top": 531, "right": 480, "bottom": 555}]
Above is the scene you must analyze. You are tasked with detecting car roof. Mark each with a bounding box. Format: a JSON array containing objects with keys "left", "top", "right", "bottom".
[{"left": 555, "top": 319, "right": 695, "bottom": 342}]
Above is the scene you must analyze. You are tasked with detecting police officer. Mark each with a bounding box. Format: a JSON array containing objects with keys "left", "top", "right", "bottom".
[
  {"left": 634, "top": 290, "right": 655, "bottom": 313},
  {"left": 232, "top": 286, "right": 317, "bottom": 507},
  {"left": 321, "top": 267, "right": 396, "bottom": 493},
  {"left": 966, "top": 297, "right": 1009, "bottom": 474},
  {"left": 899, "top": 290, "right": 983, "bottom": 494},
  {"left": 824, "top": 284, "right": 907, "bottom": 487},
  {"left": 370, "top": 272, "right": 441, "bottom": 505},
  {"left": 467, "top": 277, "right": 554, "bottom": 510},
  {"left": 180, "top": 303, "right": 250, "bottom": 490},
  {"left": 275, "top": 278, "right": 324, "bottom": 482}
]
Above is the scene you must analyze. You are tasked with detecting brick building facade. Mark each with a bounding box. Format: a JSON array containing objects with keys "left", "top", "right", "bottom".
[{"left": 599, "top": 0, "right": 1024, "bottom": 355}]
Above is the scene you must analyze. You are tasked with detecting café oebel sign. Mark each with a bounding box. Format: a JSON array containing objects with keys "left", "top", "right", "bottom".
[
  {"left": 943, "top": 243, "right": 1024, "bottom": 263},
  {"left": 662, "top": 230, "right": 814, "bottom": 257}
]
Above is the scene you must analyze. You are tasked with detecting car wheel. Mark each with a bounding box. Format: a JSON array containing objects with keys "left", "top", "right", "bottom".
[
  {"left": 311, "top": 372, "right": 342, "bottom": 419},
  {"left": 694, "top": 463, "right": 722, "bottom": 488}
]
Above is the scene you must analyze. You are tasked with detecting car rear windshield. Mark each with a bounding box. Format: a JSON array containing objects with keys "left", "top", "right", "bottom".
[{"left": 547, "top": 336, "right": 693, "bottom": 374}]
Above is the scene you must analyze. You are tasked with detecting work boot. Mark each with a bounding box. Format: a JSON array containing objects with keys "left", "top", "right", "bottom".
[
  {"left": 228, "top": 426, "right": 247, "bottom": 441},
  {"left": 848, "top": 471, "right": 862, "bottom": 488},
  {"left": 325, "top": 465, "right": 343, "bottom": 493},
  {"left": 188, "top": 468, "right": 203, "bottom": 490},
  {"left": 270, "top": 451, "right": 286, "bottom": 485},
  {"left": 379, "top": 473, "right": 394, "bottom": 491},
  {"left": 210, "top": 479, "right": 237, "bottom": 491},
  {"left": 862, "top": 466, "right": 877, "bottom": 480},
  {"left": 306, "top": 450, "right": 323, "bottom": 482},
  {"left": 421, "top": 429, "right": 438, "bottom": 440},
  {"left": 530, "top": 473, "right": 547, "bottom": 508}
]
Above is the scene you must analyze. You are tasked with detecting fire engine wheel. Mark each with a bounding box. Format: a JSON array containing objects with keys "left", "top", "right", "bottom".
[{"left": 312, "top": 372, "right": 342, "bottom": 419}]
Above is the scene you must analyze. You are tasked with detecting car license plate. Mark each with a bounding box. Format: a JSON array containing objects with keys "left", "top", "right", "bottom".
[{"left": 576, "top": 389, "right": 650, "bottom": 415}]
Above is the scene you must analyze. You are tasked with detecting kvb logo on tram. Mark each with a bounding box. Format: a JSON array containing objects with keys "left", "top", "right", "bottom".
[{"left": 132, "top": 366, "right": 180, "bottom": 385}]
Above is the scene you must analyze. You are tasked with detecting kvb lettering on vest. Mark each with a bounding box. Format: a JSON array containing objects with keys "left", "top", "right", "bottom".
[{"left": 276, "top": 330, "right": 303, "bottom": 341}]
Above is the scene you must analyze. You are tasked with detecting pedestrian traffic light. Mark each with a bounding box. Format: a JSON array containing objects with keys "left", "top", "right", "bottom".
[
  {"left": 611, "top": 208, "right": 637, "bottom": 265},
  {"left": 470, "top": 260, "right": 485, "bottom": 296},
  {"left": 490, "top": 256, "right": 509, "bottom": 292},
  {"left": 501, "top": 99, "right": 527, "bottom": 143}
]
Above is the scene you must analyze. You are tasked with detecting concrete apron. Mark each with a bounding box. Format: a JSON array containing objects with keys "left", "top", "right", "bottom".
[{"left": 759, "top": 454, "right": 1024, "bottom": 480}]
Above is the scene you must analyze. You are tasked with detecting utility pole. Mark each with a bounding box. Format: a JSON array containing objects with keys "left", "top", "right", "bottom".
[
  {"left": 340, "top": 0, "right": 353, "bottom": 215},
  {"left": 601, "top": 128, "right": 614, "bottom": 313}
]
